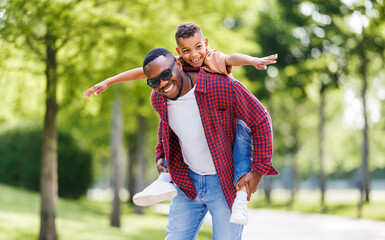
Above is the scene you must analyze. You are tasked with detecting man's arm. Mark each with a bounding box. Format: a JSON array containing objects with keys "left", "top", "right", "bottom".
[
  {"left": 84, "top": 67, "right": 146, "bottom": 98},
  {"left": 231, "top": 80, "right": 278, "bottom": 199},
  {"left": 225, "top": 53, "right": 278, "bottom": 70}
]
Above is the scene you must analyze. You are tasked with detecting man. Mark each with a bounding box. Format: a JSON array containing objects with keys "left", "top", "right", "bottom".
[{"left": 143, "top": 48, "right": 278, "bottom": 239}]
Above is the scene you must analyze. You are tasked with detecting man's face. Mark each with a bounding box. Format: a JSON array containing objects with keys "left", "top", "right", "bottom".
[
  {"left": 145, "top": 55, "right": 184, "bottom": 100},
  {"left": 176, "top": 32, "right": 208, "bottom": 67}
]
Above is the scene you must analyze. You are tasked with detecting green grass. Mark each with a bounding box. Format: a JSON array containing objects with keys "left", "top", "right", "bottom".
[
  {"left": 0, "top": 184, "right": 212, "bottom": 240},
  {"left": 250, "top": 188, "right": 385, "bottom": 221}
]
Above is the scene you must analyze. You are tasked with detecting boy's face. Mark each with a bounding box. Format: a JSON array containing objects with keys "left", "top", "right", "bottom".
[{"left": 176, "top": 32, "right": 209, "bottom": 68}]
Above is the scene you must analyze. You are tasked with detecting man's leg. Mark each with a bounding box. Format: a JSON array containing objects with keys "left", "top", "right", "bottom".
[
  {"left": 166, "top": 181, "right": 207, "bottom": 239},
  {"left": 204, "top": 174, "right": 243, "bottom": 240}
]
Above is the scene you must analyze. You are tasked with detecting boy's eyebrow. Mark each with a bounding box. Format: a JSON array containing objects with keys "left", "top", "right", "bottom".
[{"left": 181, "top": 42, "right": 202, "bottom": 50}]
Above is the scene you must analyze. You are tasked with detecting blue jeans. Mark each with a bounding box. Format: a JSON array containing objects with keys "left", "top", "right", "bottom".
[
  {"left": 163, "top": 120, "right": 252, "bottom": 186},
  {"left": 233, "top": 120, "right": 252, "bottom": 186},
  {"left": 166, "top": 170, "right": 243, "bottom": 240}
]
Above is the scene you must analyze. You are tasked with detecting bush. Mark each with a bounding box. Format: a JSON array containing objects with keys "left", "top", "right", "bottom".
[{"left": 0, "top": 128, "right": 93, "bottom": 199}]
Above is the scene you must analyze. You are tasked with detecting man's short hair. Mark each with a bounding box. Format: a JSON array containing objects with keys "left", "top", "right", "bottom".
[
  {"left": 143, "top": 48, "right": 174, "bottom": 69},
  {"left": 175, "top": 22, "right": 202, "bottom": 41}
]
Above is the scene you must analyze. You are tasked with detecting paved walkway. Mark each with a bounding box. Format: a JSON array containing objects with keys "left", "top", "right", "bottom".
[
  {"left": 242, "top": 209, "right": 385, "bottom": 240},
  {"left": 154, "top": 204, "right": 385, "bottom": 240}
]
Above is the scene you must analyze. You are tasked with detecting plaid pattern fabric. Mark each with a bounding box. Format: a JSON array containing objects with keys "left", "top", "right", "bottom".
[{"left": 151, "top": 67, "right": 278, "bottom": 208}]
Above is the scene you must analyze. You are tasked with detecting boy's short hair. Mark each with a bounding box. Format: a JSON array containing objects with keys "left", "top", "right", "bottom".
[
  {"left": 143, "top": 48, "right": 174, "bottom": 69},
  {"left": 175, "top": 22, "right": 202, "bottom": 41}
]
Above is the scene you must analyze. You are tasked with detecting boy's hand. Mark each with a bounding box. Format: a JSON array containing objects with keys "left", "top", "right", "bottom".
[
  {"left": 156, "top": 158, "right": 169, "bottom": 174},
  {"left": 251, "top": 54, "right": 278, "bottom": 70},
  {"left": 83, "top": 81, "right": 109, "bottom": 98}
]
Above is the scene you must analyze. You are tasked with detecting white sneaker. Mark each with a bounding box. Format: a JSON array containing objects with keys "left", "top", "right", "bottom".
[
  {"left": 230, "top": 198, "right": 248, "bottom": 225},
  {"left": 133, "top": 180, "right": 177, "bottom": 207}
]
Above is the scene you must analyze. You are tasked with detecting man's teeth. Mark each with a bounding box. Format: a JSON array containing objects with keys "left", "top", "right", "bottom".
[{"left": 164, "top": 84, "right": 173, "bottom": 92}]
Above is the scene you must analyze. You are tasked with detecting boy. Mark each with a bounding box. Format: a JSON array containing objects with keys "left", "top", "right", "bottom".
[{"left": 84, "top": 22, "right": 277, "bottom": 225}]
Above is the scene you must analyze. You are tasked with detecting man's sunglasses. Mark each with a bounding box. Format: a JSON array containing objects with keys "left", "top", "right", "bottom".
[{"left": 146, "top": 59, "right": 176, "bottom": 88}]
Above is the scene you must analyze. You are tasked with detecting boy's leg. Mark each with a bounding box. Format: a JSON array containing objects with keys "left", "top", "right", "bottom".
[
  {"left": 231, "top": 120, "right": 252, "bottom": 225},
  {"left": 233, "top": 120, "right": 252, "bottom": 185},
  {"left": 132, "top": 157, "right": 177, "bottom": 207}
]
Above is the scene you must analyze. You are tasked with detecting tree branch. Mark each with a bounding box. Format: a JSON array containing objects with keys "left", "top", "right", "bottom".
[{"left": 26, "top": 35, "right": 45, "bottom": 61}]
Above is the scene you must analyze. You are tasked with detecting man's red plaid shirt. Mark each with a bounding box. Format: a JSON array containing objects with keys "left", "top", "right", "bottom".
[{"left": 151, "top": 67, "right": 278, "bottom": 208}]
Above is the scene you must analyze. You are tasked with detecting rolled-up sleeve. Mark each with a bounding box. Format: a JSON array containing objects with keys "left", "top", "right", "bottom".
[{"left": 232, "top": 80, "right": 278, "bottom": 176}]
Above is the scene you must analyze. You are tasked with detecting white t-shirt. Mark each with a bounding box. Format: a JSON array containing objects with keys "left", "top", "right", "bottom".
[{"left": 167, "top": 86, "right": 217, "bottom": 175}]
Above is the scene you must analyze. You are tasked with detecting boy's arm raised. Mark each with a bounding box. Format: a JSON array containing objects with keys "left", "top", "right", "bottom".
[
  {"left": 225, "top": 53, "right": 278, "bottom": 70},
  {"left": 84, "top": 67, "right": 146, "bottom": 98}
]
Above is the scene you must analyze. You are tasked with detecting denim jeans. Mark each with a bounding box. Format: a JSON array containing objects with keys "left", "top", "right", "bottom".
[
  {"left": 166, "top": 170, "right": 243, "bottom": 240},
  {"left": 164, "top": 119, "right": 252, "bottom": 186},
  {"left": 233, "top": 120, "right": 252, "bottom": 186}
]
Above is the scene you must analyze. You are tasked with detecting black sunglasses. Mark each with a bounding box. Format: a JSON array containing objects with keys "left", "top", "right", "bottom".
[{"left": 146, "top": 59, "right": 176, "bottom": 88}]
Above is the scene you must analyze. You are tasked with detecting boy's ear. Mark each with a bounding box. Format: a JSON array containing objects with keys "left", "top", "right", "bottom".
[
  {"left": 175, "top": 47, "right": 182, "bottom": 56},
  {"left": 204, "top": 38, "right": 209, "bottom": 48}
]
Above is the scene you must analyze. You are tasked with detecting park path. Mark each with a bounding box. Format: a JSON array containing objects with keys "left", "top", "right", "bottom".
[
  {"left": 242, "top": 209, "right": 385, "bottom": 240},
  {"left": 153, "top": 205, "right": 385, "bottom": 240}
]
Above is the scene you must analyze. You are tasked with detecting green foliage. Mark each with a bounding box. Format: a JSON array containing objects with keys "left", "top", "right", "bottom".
[
  {"left": 252, "top": 188, "right": 385, "bottom": 221},
  {"left": 1, "top": 0, "right": 384, "bottom": 191},
  {"left": 0, "top": 184, "right": 212, "bottom": 239},
  {"left": 0, "top": 128, "right": 93, "bottom": 199}
]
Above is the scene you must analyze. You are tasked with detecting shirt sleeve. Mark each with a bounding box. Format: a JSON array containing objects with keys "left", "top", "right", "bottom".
[
  {"left": 232, "top": 80, "right": 278, "bottom": 176},
  {"left": 151, "top": 91, "right": 165, "bottom": 163},
  {"left": 202, "top": 49, "right": 232, "bottom": 75},
  {"left": 155, "top": 120, "right": 165, "bottom": 163}
]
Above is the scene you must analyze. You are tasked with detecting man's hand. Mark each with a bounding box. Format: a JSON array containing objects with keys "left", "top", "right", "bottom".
[
  {"left": 83, "top": 81, "right": 109, "bottom": 98},
  {"left": 236, "top": 171, "right": 262, "bottom": 201},
  {"left": 156, "top": 158, "right": 169, "bottom": 174},
  {"left": 251, "top": 54, "right": 278, "bottom": 70}
]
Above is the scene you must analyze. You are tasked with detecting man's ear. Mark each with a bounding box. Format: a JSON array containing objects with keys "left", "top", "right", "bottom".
[
  {"left": 175, "top": 56, "right": 183, "bottom": 70},
  {"left": 176, "top": 47, "right": 182, "bottom": 56}
]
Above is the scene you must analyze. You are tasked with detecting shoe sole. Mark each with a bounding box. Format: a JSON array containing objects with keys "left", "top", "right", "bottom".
[
  {"left": 230, "top": 216, "right": 248, "bottom": 225},
  {"left": 133, "top": 190, "right": 177, "bottom": 207}
]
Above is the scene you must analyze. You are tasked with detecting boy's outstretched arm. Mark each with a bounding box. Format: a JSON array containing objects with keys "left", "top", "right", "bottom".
[
  {"left": 84, "top": 67, "right": 146, "bottom": 98},
  {"left": 225, "top": 53, "right": 278, "bottom": 70}
]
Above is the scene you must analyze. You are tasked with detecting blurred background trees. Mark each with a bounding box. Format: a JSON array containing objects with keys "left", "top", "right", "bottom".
[{"left": 0, "top": 0, "right": 384, "bottom": 237}]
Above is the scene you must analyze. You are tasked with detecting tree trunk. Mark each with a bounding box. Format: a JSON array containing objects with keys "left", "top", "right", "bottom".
[
  {"left": 135, "top": 115, "right": 146, "bottom": 214},
  {"left": 288, "top": 126, "right": 299, "bottom": 207},
  {"left": 264, "top": 98, "right": 274, "bottom": 203},
  {"left": 359, "top": 37, "right": 370, "bottom": 203},
  {"left": 263, "top": 177, "right": 273, "bottom": 203},
  {"left": 318, "top": 86, "right": 327, "bottom": 213},
  {"left": 127, "top": 138, "right": 136, "bottom": 205},
  {"left": 39, "top": 33, "right": 58, "bottom": 240},
  {"left": 110, "top": 99, "right": 123, "bottom": 227}
]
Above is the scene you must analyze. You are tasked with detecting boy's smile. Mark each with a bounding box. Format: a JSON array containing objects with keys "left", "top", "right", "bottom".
[{"left": 176, "top": 33, "right": 208, "bottom": 68}]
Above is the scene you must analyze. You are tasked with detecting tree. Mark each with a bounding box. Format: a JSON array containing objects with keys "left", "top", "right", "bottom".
[
  {"left": 0, "top": 1, "right": 73, "bottom": 238},
  {"left": 110, "top": 99, "right": 124, "bottom": 227},
  {"left": 0, "top": 0, "right": 114, "bottom": 238}
]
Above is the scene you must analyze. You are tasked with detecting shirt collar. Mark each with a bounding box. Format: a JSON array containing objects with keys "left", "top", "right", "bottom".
[{"left": 182, "top": 67, "right": 207, "bottom": 93}]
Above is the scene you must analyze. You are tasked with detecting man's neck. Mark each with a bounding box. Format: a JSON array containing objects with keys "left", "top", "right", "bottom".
[{"left": 187, "top": 71, "right": 198, "bottom": 86}]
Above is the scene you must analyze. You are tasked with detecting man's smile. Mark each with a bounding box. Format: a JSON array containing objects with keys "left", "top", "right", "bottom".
[{"left": 163, "top": 83, "right": 174, "bottom": 93}]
